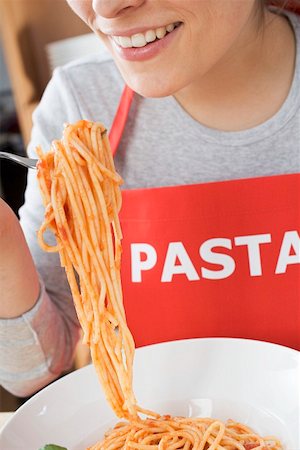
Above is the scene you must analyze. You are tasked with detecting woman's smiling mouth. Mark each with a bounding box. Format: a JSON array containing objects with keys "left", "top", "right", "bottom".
[
  {"left": 102, "top": 22, "right": 183, "bottom": 61},
  {"left": 111, "top": 22, "right": 181, "bottom": 48}
]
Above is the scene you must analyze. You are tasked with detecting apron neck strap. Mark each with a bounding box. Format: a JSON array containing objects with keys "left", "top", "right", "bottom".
[{"left": 109, "top": 85, "right": 134, "bottom": 156}]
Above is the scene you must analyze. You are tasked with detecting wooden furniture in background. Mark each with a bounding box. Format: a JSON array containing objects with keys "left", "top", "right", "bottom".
[{"left": 0, "top": 0, "right": 90, "bottom": 145}]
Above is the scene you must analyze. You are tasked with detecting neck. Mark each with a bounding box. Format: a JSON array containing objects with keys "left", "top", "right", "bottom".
[{"left": 174, "top": 9, "right": 296, "bottom": 132}]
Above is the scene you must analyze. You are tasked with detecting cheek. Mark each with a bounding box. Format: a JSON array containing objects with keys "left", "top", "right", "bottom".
[
  {"left": 66, "top": 0, "right": 94, "bottom": 24},
  {"left": 176, "top": 2, "right": 257, "bottom": 75}
]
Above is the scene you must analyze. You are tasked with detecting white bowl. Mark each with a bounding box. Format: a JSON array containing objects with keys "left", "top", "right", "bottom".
[{"left": 0, "top": 338, "right": 299, "bottom": 450}]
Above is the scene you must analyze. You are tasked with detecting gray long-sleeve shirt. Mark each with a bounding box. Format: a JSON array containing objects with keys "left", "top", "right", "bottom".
[{"left": 0, "top": 10, "right": 299, "bottom": 397}]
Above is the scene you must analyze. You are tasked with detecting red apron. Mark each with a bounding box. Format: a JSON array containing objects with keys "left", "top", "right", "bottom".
[{"left": 109, "top": 86, "right": 300, "bottom": 351}]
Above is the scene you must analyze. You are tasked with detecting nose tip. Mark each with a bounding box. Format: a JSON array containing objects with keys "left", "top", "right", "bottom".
[{"left": 92, "top": 0, "right": 144, "bottom": 19}]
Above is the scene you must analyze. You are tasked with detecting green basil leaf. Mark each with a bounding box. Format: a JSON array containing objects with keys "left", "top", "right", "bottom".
[{"left": 39, "top": 445, "right": 68, "bottom": 450}]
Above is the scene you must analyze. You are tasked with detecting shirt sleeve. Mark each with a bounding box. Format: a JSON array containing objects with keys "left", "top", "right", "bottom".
[{"left": 0, "top": 67, "right": 84, "bottom": 397}]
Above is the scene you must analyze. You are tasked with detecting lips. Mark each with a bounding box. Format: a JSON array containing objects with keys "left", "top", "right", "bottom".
[
  {"left": 111, "top": 22, "right": 181, "bottom": 49},
  {"left": 108, "top": 22, "right": 183, "bottom": 62}
]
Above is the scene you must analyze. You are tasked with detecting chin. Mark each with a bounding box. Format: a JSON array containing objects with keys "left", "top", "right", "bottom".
[
  {"left": 118, "top": 65, "right": 184, "bottom": 98},
  {"left": 123, "top": 72, "right": 183, "bottom": 98}
]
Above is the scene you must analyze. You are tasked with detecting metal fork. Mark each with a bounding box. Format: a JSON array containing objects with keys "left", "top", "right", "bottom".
[{"left": 0, "top": 152, "right": 38, "bottom": 169}]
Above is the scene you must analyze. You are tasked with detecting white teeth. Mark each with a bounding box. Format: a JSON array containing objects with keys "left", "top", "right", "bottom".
[
  {"left": 155, "top": 27, "right": 167, "bottom": 39},
  {"left": 113, "top": 22, "right": 178, "bottom": 48},
  {"left": 118, "top": 36, "right": 132, "bottom": 48},
  {"left": 166, "top": 23, "right": 175, "bottom": 32},
  {"left": 145, "top": 30, "right": 156, "bottom": 43},
  {"left": 131, "top": 33, "right": 147, "bottom": 47}
]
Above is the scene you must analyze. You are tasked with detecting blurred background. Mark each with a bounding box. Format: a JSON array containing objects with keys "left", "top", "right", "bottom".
[{"left": 0, "top": 0, "right": 104, "bottom": 413}]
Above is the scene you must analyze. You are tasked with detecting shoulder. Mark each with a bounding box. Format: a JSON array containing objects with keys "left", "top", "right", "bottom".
[
  {"left": 57, "top": 52, "right": 124, "bottom": 93},
  {"left": 28, "top": 50, "right": 132, "bottom": 159},
  {"left": 31, "top": 52, "right": 125, "bottom": 148},
  {"left": 50, "top": 53, "right": 125, "bottom": 126},
  {"left": 38, "top": 49, "right": 124, "bottom": 112}
]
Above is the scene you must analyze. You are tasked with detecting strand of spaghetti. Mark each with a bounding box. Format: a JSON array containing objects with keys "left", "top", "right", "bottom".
[
  {"left": 90, "top": 342, "right": 124, "bottom": 417},
  {"left": 99, "top": 336, "right": 128, "bottom": 406},
  {"left": 96, "top": 126, "right": 105, "bottom": 164},
  {"left": 87, "top": 166, "right": 121, "bottom": 298},
  {"left": 199, "top": 421, "right": 225, "bottom": 450},
  {"left": 93, "top": 179, "right": 125, "bottom": 322},
  {"left": 100, "top": 313, "right": 136, "bottom": 416},
  {"left": 79, "top": 165, "right": 101, "bottom": 244},
  {"left": 100, "top": 137, "right": 123, "bottom": 286},
  {"left": 96, "top": 131, "right": 114, "bottom": 225},
  {"left": 91, "top": 129, "right": 112, "bottom": 267},
  {"left": 83, "top": 165, "right": 131, "bottom": 365},
  {"left": 93, "top": 182, "right": 109, "bottom": 272},
  {"left": 93, "top": 333, "right": 130, "bottom": 418},
  {"left": 50, "top": 164, "right": 86, "bottom": 276},
  {"left": 102, "top": 132, "right": 123, "bottom": 209},
  {"left": 160, "top": 430, "right": 201, "bottom": 446},
  {"left": 51, "top": 144, "right": 103, "bottom": 334},
  {"left": 36, "top": 152, "right": 61, "bottom": 252},
  {"left": 84, "top": 126, "right": 93, "bottom": 155},
  {"left": 104, "top": 319, "right": 134, "bottom": 404},
  {"left": 218, "top": 439, "right": 245, "bottom": 450},
  {"left": 63, "top": 250, "right": 90, "bottom": 337},
  {"left": 70, "top": 133, "right": 121, "bottom": 183},
  {"left": 68, "top": 147, "right": 101, "bottom": 246},
  {"left": 135, "top": 427, "right": 174, "bottom": 439},
  {"left": 36, "top": 164, "right": 51, "bottom": 203},
  {"left": 36, "top": 146, "right": 53, "bottom": 203},
  {"left": 79, "top": 283, "right": 93, "bottom": 326},
  {"left": 53, "top": 143, "right": 86, "bottom": 245},
  {"left": 64, "top": 137, "right": 126, "bottom": 326},
  {"left": 37, "top": 220, "right": 61, "bottom": 252},
  {"left": 57, "top": 157, "right": 135, "bottom": 408},
  {"left": 51, "top": 188, "right": 84, "bottom": 304},
  {"left": 50, "top": 163, "right": 102, "bottom": 341},
  {"left": 88, "top": 132, "right": 122, "bottom": 276},
  {"left": 60, "top": 126, "right": 138, "bottom": 414},
  {"left": 45, "top": 185, "right": 86, "bottom": 334},
  {"left": 76, "top": 165, "right": 100, "bottom": 274},
  {"left": 77, "top": 127, "right": 91, "bottom": 162},
  {"left": 91, "top": 123, "right": 101, "bottom": 161},
  {"left": 80, "top": 128, "right": 135, "bottom": 414},
  {"left": 226, "top": 424, "right": 266, "bottom": 447},
  {"left": 182, "top": 440, "right": 190, "bottom": 450},
  {"left": 69, "top": 167, "right": 92, "bottom": 276},
  {"left": 136, "top": 406, "right": 161, "bottom": 418},
  {"left": 126, "top": 428, "right": 201, "bottom": 450},
  {"left": 59, "top": 139, "right": 95, "bottom": 232},
  {"left": 263, "top": 437, "right": 283, "bottom": 446}
]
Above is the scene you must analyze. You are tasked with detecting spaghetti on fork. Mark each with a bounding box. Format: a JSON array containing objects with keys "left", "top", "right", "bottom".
[{"left": 37, "top": 120, "right": 283, "bottom": 450}]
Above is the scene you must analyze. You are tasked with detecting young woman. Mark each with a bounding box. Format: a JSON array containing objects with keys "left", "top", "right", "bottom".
[{"left": 0, "top": 0, "right": 299, "bottom": 397}]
